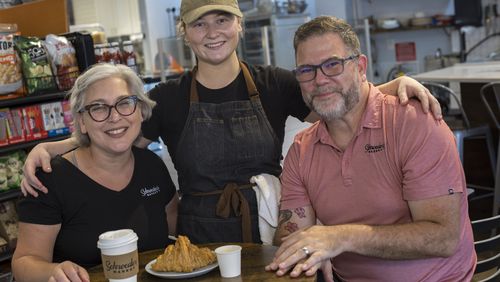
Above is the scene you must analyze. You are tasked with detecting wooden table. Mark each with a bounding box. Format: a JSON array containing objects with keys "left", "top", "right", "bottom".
[{"left": 88, "top": 243, "right": 316, "bottom": 281}]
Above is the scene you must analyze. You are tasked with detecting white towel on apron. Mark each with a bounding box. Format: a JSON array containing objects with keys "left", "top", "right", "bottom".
[{"left": 250, "top": 174, "right": 281, "bottom": 245}]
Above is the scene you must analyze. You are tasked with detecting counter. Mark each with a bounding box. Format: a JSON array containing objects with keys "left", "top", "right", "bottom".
[{"left": 412, "top": 61, "right": 500, "bottom": 83}]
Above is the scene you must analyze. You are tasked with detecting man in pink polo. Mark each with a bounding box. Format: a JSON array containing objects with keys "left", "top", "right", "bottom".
[{"left": 265, "top": 16, "right": 476, "bottom": 282}]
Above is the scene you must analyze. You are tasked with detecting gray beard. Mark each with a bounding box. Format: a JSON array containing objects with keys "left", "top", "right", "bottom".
[{"left": 305, "top": 81, "right": 360, "bottom": 121}]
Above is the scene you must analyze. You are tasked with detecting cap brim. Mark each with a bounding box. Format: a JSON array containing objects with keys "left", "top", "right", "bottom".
[{"left": 182, "top": 5, "right": 243, "bottom": 24}]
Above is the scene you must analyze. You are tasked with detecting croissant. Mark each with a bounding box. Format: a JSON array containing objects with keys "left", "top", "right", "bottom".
[{"left": 152, "top": 235, "right": 217, "bottom": 272}]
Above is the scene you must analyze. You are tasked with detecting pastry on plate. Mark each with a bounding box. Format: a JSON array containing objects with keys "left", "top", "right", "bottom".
[{"left": 152, "top": 235, "right": 216, "bottom": 272}]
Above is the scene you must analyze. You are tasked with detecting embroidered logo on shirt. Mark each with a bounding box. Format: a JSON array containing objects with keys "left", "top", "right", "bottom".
[
  {"left": 141, "top": 186, "right": 160, "bottom": 197},
  {"left": 365, "top": 144, "right": 385, "bottom": 153}
]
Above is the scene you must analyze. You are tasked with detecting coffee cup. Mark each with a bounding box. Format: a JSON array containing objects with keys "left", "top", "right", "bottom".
[
  {"left": 215, "top": 245, "right": 242, "bottom": 278},
  {"left": 97, "top": 229, "right": 139, "bottom": 282}
]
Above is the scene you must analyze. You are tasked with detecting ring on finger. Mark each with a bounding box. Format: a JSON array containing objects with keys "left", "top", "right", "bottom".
[{"left": 301, "top": 246, "right": 311, "bottom": 256}]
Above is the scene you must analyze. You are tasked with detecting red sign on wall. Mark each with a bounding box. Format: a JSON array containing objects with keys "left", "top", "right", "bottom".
[{"left": 395, "top": 42, "right": 416, "bottom": 62}]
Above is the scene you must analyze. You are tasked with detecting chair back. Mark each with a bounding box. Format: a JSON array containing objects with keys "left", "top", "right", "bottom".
[
  {"left": 472, "top": 215, "right": 500, "bottom": 281},
  {"left": 421, "top": 81, "right": 471, "bottom": 128},
  {"left": 480, "top": 82, "right": 500, "bottom": 130}
]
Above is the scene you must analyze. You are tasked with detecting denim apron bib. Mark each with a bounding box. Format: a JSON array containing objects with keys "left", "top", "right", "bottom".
[{"left": 175, "top": 62, "right": 281, "bottom": 243}]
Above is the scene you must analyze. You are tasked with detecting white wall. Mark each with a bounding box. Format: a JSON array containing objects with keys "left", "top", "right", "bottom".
[
  {"left": 72, "top": 0, "right": 141, "bottom": 37},
  {"left": 314, "top": 0, "right": 347, "bottom": 19},
  {"left": 138, "top": 0, "right": 181, "bottom": 74}
]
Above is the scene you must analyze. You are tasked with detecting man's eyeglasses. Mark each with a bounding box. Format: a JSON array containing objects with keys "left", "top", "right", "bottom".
[
  {"left": 293, "top": 55, "right": 360, "bottom": 82},
  {"left": 79, "top": 95, "right": 140, "bottom": 122}
]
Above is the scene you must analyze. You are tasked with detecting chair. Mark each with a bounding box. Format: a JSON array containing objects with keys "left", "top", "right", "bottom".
[
  {"left": 481, "top": 82, "right": 500, "bottom": 216},
  {"left": 421, "top": 82, "right": 497, "bottom": 212},
  {"left": 472, "top": 214, "right": 500, "bottom": 282}
]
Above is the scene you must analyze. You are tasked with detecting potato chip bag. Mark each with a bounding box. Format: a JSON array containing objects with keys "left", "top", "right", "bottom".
[{"left": 14, "top": 35, "right": 57, "bottom": 95}]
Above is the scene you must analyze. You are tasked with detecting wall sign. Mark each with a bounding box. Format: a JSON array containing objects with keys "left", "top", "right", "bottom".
[{"left": 395, "top": 42, "right": 416, "bottom": 62}]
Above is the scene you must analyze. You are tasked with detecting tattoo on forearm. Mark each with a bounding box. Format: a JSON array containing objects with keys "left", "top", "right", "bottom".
[
  {"left": 279, "top": 209, "right": 301, "bottom": 234},
  {"left": 294, "top": 207, "right": 306, "bottom": 218},
  {"left": 285, "top": 222, "right": 299, "bottom": 233},
  {"left": 278, "top": 210, "right": 292, "bottom": 226}
]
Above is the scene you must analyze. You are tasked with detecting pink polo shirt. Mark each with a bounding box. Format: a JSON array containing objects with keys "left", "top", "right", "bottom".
[{"left": 280, "top": 84, "right": 476, "bottom": 281}]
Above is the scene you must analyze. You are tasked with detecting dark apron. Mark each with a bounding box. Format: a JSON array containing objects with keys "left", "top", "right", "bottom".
[{"left": 175, "top": 62, "right": 281, "bottom": 244}]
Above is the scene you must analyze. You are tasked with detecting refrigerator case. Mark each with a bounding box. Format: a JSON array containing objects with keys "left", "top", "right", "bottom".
[
  {"left": 271, "top": 14, "right": 310, "bottom": 70},
  {"left": 239, "top": 14, "right": 310, "bottom": 70}
]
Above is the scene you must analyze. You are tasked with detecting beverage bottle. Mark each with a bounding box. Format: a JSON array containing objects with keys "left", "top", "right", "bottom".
[
  {"left": 122, "top": 41, "right": 138, "bottom": 73},
  {"left": 94, "top": 43, "right": 106, "bottom": 63},
  {"left": 109, "top": 42, "right": 122, "bottom": 65}
]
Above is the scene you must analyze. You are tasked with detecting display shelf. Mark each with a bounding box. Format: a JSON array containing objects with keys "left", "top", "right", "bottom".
[
  {"left": 0, "top": 134, "right": 71, "bottom": 155},
  {"left": 0, "top": 249, "right": 14, "bottom": 263},
  {"left": 0, "top": 189, "right": 22, "bottom": 203},
  {"left": 371, "top": 24, "right": 453, "bottom": 34},
  {"left": 0, "top": 92, "right": 67, "bottom": 108}
]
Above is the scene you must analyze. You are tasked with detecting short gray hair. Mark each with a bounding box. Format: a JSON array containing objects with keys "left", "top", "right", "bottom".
[
  {"left": 69, "top": 63, "right": 156, "bottom": 147},
  {"left": 294, "top": 16, "right": 361, "bottom": 57}
]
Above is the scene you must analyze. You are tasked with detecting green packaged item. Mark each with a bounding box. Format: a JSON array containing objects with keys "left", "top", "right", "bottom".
[
  {"left": 14, "top": 35, "right": 57, "bottom": 95},
  {"left": 0, "top": 150, "right": 25, "bottom": 190}
]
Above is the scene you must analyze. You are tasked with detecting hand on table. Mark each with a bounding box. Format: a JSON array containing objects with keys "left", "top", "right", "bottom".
[
  {"left": 48, "top": 261, "right": 89, "bottom": 282},
  {"left": 266, "top": 225, "right": 341, "bottom": 281}
]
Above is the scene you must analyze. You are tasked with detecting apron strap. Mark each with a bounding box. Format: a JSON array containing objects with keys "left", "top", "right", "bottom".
[
  {"left": 189, "top": 183, "right": 254, "bottom": 243},
  {"left": 189, "top": 66, "right": 199, "bottom": 103},
  {"left": 215, "top": 183, "right": 252, "bottom": 243},
  {"left": 189, "top": 62, "right": 260, "bottom": 104},
  {"left": 239, "top": 62, "right": 260, "bottom": 99}
]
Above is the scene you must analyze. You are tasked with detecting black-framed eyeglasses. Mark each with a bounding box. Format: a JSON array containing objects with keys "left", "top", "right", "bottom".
[
  {"left": 79, "top": 95, "right": 139, "bottom": 122},
  {"left": 293, "top": 55, "right": 360, "bottom": 82}
]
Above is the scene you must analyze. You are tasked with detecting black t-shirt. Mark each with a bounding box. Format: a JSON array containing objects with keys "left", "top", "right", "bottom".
[
  {"left": 17, "top": 147, "right": 176, "bottom": 267},
  {"left": 142, "top": 62, "right": 310, "bottom": 164}
]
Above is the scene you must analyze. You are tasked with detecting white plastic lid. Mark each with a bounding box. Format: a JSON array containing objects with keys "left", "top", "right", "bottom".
[{"left": 97, "top": 229, "right": 138, "bottom": 250}]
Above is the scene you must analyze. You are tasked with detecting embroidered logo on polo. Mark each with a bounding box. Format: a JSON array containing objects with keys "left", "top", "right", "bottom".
[
  {"left": 140, "top": 186, "right": 160, "bottom": 197},
  {"left": 365, "top": 143, "right": 385, "bottom": 153}
]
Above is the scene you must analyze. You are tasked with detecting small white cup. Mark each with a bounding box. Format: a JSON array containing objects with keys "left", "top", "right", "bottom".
[
  {"left": 97, "top": 229, "right": 139, "bottom": 282},
  {"left": 215, "top": 245, "right": 242, "bottom": 278}
]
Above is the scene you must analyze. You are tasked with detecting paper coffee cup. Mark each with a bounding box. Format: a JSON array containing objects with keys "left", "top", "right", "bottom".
[
  {"left": 215, "top": 245, "right": 242, "bottom": 278},
  {"left": 97, "top": 229, "right": 139, "bottom": 282}
]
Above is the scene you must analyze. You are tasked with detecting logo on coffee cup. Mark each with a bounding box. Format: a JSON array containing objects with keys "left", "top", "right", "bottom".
[{"left": 101, "top": 250, "right": 139, "bottom": 279}]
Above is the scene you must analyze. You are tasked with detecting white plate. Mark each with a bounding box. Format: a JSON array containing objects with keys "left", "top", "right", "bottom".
[{"left": 145, "top": 259, "right": 218, "bottom": 279}]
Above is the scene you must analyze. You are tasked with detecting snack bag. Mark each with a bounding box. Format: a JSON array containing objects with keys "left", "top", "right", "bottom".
[
  {"left": 44, "top": 34, "right": 79, "bottom": 91},
  {"left": 6, "top": 151, "right": 25, "bottom": 189},
  {"left": 0, "top": 24, "right": 22, "bottom": 94},
  {"left": 14, "top": 35, "right": 57, "bottom": 95},
  {"left": 0, "top": 151, "right": 25, "bottom": 190}
]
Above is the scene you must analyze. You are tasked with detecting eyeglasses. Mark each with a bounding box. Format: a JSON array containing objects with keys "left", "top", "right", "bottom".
[
  {"left": 293, "top": 55, "right": 360, "bottom": 82},
  {"left": 79, "top": 95, "right": 139, "bottom": 122}
]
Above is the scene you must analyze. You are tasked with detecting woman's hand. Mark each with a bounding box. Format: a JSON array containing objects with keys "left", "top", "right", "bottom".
[
  {"left": 21, "top": 143, "right": 53, "bottom": 197},
  {"left": 48, "top": 261, "right": 90, "bottom": 282},
  {"left": 395, "top": 76, "right": 442, "bottom": 120}
]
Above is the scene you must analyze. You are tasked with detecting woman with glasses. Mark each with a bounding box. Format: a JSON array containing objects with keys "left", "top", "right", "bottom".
[
  {"left": 20, "top": 0, "right": 441, "bottom": 245},
  {"left": 11, "top": 64, "right": 178, "bottom": 281}
]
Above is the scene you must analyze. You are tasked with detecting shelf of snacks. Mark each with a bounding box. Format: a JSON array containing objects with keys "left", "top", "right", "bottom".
[
  {"left": 0, "top": 200, "right": 18, "bottom": 263},
  {"left": 0, "top": 91, "right": 67, "bottom": 108},
  {"left": 0, "top": 249, "right": 14, "bottom": 263},
  {"left": 0, "top": 134, "right": 70, "bottom": 156},
  {"left": 0, "top": 190, "right": 21, "bottom": 203}
]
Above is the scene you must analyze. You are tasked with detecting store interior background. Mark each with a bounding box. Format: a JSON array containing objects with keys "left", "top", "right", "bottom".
[
  {"left": 69, "top": 0, "right": 500, "bottom": 81},
  {"left": 66, "top": 0, "right": 500, "bottom": 192}
]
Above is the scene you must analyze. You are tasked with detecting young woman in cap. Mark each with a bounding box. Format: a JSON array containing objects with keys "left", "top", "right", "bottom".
[{"left": 21, "top": 0, "right": 441, "bottom": 244}]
